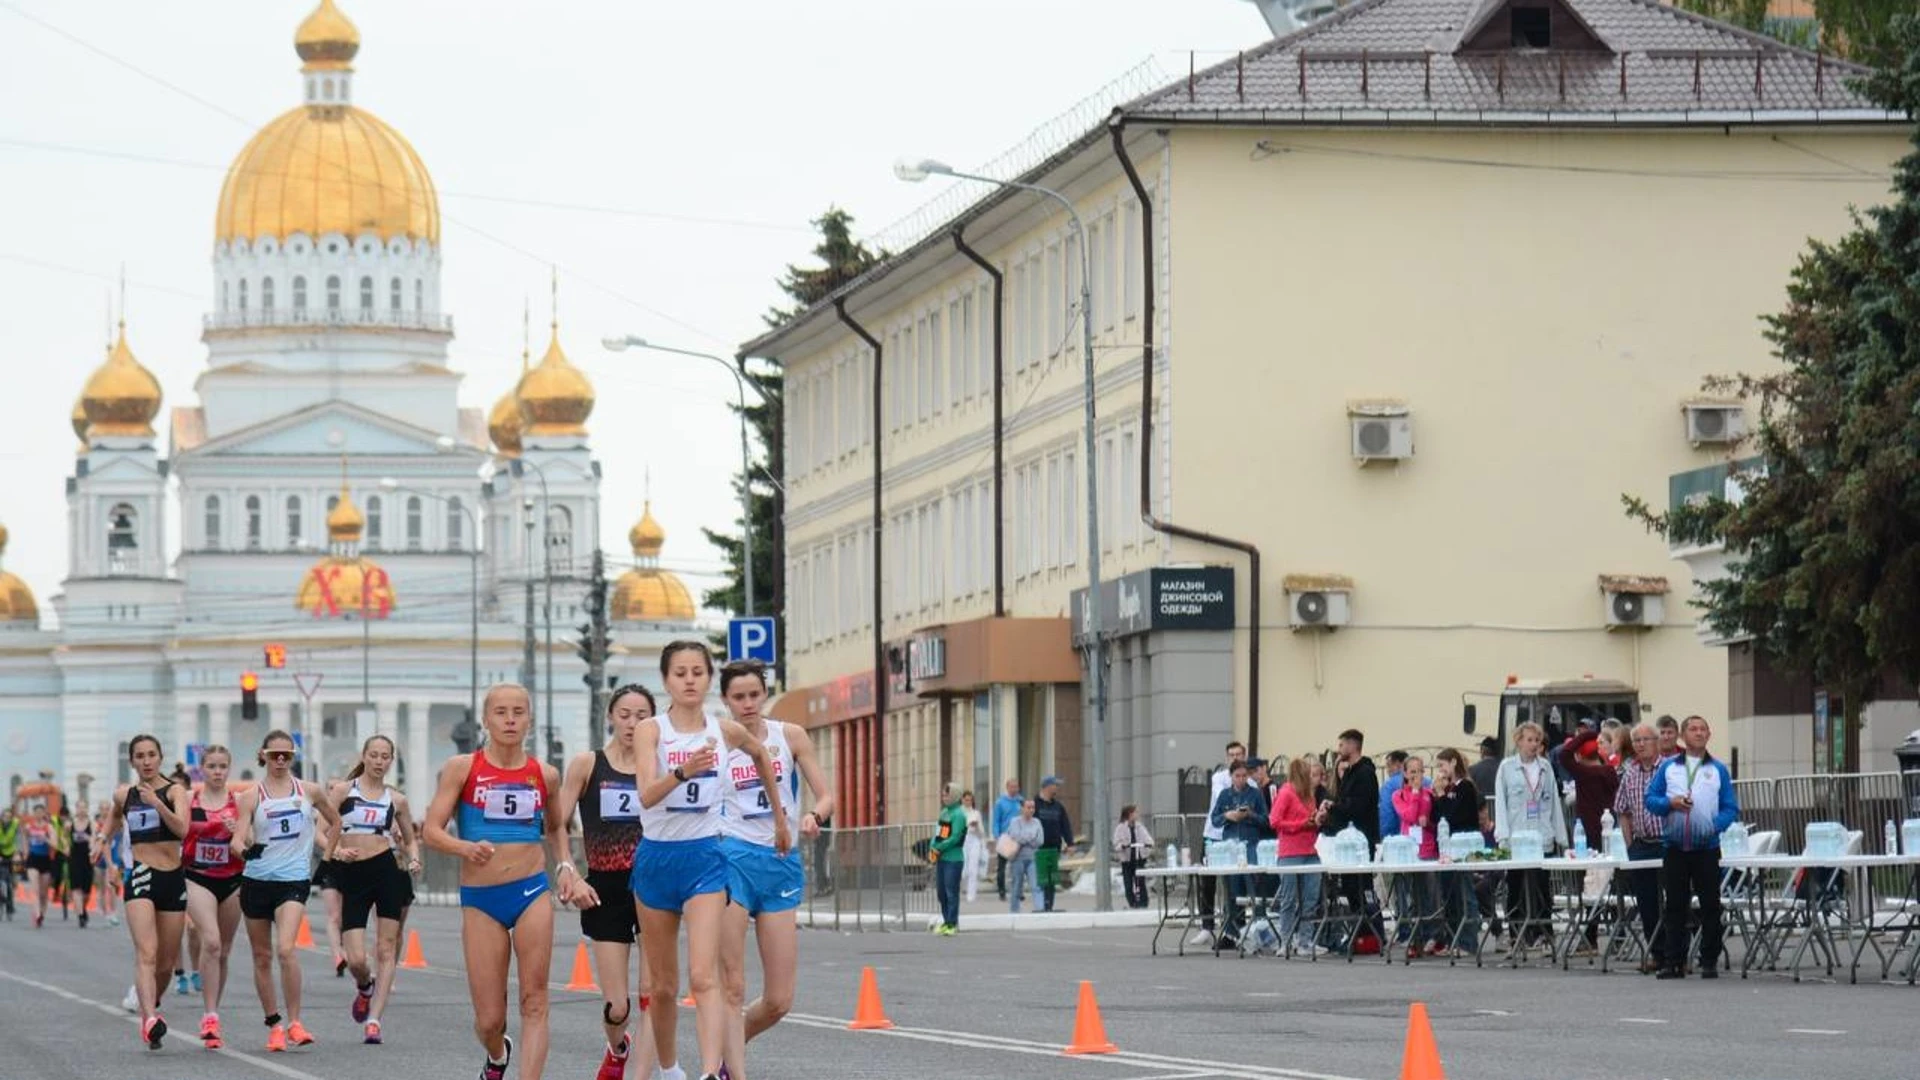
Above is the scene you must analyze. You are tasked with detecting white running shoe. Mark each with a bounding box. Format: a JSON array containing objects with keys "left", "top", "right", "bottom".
[
  {"left": 122, "top": 986, "right": 139, "bottom": 1013},
  {"left": 1187, "top": 928, "right": 1216, "bottom": 947}
]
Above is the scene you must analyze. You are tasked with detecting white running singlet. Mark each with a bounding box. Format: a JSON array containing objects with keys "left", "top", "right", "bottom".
[
  {"left": 641, "top": 712, "right": 725, "bottom": 841},
  {"left": 720, "top": 721, "right": 797, "bottom": 847}
]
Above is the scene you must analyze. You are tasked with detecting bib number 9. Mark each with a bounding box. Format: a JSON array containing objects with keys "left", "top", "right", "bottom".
[{"left": 684, "top": 781, "right": 701, "bottom": 805}]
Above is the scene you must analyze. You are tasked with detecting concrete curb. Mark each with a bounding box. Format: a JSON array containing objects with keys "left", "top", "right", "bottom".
[{"left": 797, "top": 909, "right": 1161, "bottom": 933}]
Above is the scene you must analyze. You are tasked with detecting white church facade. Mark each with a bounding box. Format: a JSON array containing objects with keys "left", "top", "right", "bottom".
[{"left": 0, "top": 0, "right": 702, "bottom": 811}]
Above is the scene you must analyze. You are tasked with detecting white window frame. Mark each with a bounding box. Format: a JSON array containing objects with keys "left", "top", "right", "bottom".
[
  {"left": 1046, "top": 241, "right": 1064, "bottom": 358},
  {"left": 1063, "top": 449, "right": 1078, "bottom": 568},
  {"left": 1045, "top": 454, "right": 1061, "bottom": 570},
  {"left": 1120, "top": 426, "right": 1139, "bottom": 547},
  {"left": 975, "top": 284, "right": 993, "bottom": 396},
  {"left": 1123, "top": 197, "right": 1142, "bottom": 321},
  {"left": 1067, "top": 228, "right": 1084, "bottom": 350}
]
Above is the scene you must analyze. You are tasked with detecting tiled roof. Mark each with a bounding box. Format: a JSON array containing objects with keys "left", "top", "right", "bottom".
[{"left": 1128, "top": 0, "right": 1888, "bottom": 119}]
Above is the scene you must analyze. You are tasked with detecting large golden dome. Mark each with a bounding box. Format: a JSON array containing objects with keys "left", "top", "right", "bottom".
[
  {"left": 215, "top": 2, "right": 437, "bottom": 245},
  {"left": 80, "top": 322, "right": 163, "bottom": 438},
  {"left": 296, "top": 556, "right": 395, "bottom": 617},
  {"left": 518, "top": 325, "right": 595, "bottom": 437},
  {"left": 612, "top": 503, "right": 695, "bottom": 622},
  {"left": 0, "top": 523, "right": 40, "bottom": 625}
]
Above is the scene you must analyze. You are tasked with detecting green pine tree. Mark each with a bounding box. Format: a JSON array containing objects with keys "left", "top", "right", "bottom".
[
  {"left": 704, "top": 208, "right": 884, "bottom": 667},
  {"left": 1624, "top": 15, "right": 1920, "bottom": 761}
]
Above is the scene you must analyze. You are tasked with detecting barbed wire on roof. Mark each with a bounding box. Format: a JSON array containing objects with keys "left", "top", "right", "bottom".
[{"left": 864, "top": 56, "right": 1172, "bottom": 257}]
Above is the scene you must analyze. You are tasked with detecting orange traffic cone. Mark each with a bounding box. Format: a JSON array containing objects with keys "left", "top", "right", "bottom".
[
  {"left": 1400, "top": 1002, "right": 1445, "bottom": 1080},
  {"left": 565, "top": 942, "right": 597, "bottom": 992},
  {"left": 401, "top": 930, "right": 428, "bottom": 970},
  {"left": 846, "top": 966, "right": 893, "bottom": 1030},
  {"left": 1062, "top": 980, "right": 1117, "bottom": 1055},
  {"left": 295, "top": 915, "right": 315, "bottom": 949}
]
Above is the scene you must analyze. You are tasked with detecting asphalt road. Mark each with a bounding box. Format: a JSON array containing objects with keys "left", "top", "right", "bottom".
[{"left": 1, "top": 900, "right": 1915, "bottom": 1080}]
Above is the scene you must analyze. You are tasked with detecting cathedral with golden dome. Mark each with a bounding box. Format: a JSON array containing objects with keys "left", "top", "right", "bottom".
[{"left": 0, "top": 0, "right": 696, "bottom": 803}]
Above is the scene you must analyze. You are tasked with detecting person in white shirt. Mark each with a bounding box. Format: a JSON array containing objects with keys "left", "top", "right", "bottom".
[{"left": 1192, "top": 740, "right": 1246, "bottom": 945}]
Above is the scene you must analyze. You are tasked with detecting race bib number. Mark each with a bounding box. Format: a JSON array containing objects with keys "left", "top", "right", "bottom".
[
  {"left": 598, "top": 784, "right": 639, "bottom": 821},
  {"left": 126, "top": 805, "right": 160, "bottom": 833},
  {"left": 483, "top": 786, "right": 538, "bottom": 821},
  {"left": 192, "top": 840, "right": 230, "bottom": 867},
  {"left": 266, "top": 807, "right": 306, "bottom": 842},
  {"left": 352, "top": 804, "right": 391, "bottom": 830}
]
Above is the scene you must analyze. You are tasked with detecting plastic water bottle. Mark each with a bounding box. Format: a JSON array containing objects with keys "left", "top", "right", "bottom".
[
  {"left": 1887, "top": 820, "right": 1899, "bottom": 856},
  {"left": 1599, "top": 811, "right": 1616, "bottom": 858},
  {"left": 1573, "top": 820, "right": 1589, "bottom": 858},
  {"left": 1166, "top": 842, "right": 1178, "bottom": 868},
  {"left": 1438, "top": 818, "right": 1452, "bottom": 849}
]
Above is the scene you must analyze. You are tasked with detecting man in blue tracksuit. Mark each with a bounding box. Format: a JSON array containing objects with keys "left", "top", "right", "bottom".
[
  {"left": 991, "top": 779, "right": 1023, "bottom": 900},
  {"left": 1644, "top": 714, "right": 1740, "bottom": 980}
]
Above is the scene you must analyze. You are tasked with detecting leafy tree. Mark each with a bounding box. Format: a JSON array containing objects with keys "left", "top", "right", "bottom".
[
  {"left": 1623, "top": 16, "right": 1920, "bottom": 757},
  {"left": 704, "top": 209, "right": 884, "bottom": 669},
  {"left": 1676, "top": 0, "right": 1906, "bottom": 64}
]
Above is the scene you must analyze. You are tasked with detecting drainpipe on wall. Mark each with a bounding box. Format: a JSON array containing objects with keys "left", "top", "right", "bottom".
[
  {"left": 1108, "top": 115, "right": 1266, "bottom": 756},
  {"left": 950, "top": 226, "right": 1007, "bottom": 617},
  {"left": 834, "top": 297, "right": 888, "bottom": 823}
]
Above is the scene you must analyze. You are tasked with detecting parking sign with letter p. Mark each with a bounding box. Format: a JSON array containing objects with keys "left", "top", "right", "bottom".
[{"left": 728, "top": 616, "right": 777, "bottom": 664}]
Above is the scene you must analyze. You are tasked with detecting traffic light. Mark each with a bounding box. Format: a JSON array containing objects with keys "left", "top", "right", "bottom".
[
  {"left": 263, "top": 643, "right": 287, "bottom": 669},
  {"left": 240, "top": 671, "right": 259, "bottom": 720}
]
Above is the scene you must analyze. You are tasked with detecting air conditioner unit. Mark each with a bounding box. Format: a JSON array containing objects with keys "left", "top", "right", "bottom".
[
  {"left": 1683, "top": 403, "right": 1746, "bottom": 446},
  {"left": 1285, "top": 574, "right": 1353, "bottom": 630},
  {"left": 1348, "top": 402, "right": 1412, "bottom": 463},
  {"left": 1600, "top": 575, "right": 1667, "bottom": 630}
]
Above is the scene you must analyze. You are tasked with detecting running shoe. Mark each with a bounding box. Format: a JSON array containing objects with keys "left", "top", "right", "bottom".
[
  {"left": 121, "top": 986, "right": 139, "bottom": 1013},
  {"left": 266, "top": 1023, "right": 287, "bottom": 1052},
  {"left": 478, "top": 1035, "right": 513, "bottom": 1080},
  {"left": 106, "top": 914, "right": 121, "bottom": 927},
  {"left": 142, "top": 1014, "right": 167, "bottom": 1050},
  {"left": 200, "top": 1014, "right": 222, "bottom": 1050},
  {"left": 363, "top": 1020, "right": 382, "bottom": 1045},
  {"left": 334, "top": 955, "right": 348, "bottom": 977},
  {"left": 190, "top": 972, "right": 203, "bottom": 993},
  {"left": 287, "top": 1020, "right": 315, "bottom": 1046},
  {"left": 351, "top": 979, "right": 375, "bottom": 1023},
  {"left": 33, "top": 911, "right": 42, "bottom": 928},
  {"left": 595, "top": 1035, "right": 629, "bottom": 1080},
  {"left": 173, "top": 972, "right": 190, "bottom": 996}
]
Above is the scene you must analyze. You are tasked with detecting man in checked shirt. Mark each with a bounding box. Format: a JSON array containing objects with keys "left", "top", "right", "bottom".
[{"left": 1613, "top": 721, "right": 1669, "bottom": 974}]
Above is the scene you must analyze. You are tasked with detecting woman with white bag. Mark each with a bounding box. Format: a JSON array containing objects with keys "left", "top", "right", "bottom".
[{"left": 959, "top": 791, "right": 987, "bottom": 902}]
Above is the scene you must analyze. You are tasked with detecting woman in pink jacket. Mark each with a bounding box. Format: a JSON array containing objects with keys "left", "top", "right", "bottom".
[
  {"left": 1267, "top": 759, "right": 1327, "bottom": 956},
  {"left": 1391, "top": 756, "right": 1444, "bottom": 957}
]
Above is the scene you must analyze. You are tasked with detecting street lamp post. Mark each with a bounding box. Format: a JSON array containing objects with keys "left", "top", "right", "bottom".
[
  {"left": 379, "top": 479, "right": 480, "bottom": 726},
  {"left": 500, "top": 457, "right": 555, "bottom": 764},
  {"left": 896, "top": 157, "right": 1111, "bottom": 912},
  {"left": 601, "top": 336, "right": 774, "bottom": 619}
]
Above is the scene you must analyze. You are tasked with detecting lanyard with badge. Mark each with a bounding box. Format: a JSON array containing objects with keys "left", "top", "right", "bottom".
[{"left": 1521, "top": 760, "right": 1546, "bottom": 824}]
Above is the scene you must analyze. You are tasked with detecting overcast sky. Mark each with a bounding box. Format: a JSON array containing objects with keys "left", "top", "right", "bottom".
[{"left": 0, "top": 0, "right": 1263, "bottom": 621}]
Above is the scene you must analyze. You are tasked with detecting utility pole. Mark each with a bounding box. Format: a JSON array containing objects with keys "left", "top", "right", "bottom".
[{"left": 521, "top": 511, "right": 536, "bottom": 745}]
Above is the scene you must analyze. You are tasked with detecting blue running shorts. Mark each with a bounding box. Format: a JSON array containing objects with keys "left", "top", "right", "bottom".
[
  {"left": 720, "top": 836, "right": 805, "bottom": 916},
  {"left": 631, "top": 836, "right": 726, "bottom": 914}
]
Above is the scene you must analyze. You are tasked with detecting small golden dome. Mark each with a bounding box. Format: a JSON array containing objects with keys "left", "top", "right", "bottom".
[
  {"left": 80, "top": 322, "right": 163, "bottom": 438},
  {"left": 295, "top": 0, "right": 360, "bottom": 69},
  {"left": 0, "top": 523, "right": 39, "bottom": 625},
  {"left": 296, "top": 555, "right": 394, "bottom": 617},
  {"left": 517, "top": 325, "right": 595, "bottom": 437},
  {"left": 488, "top": 352, "right": 530, "bottom": 456},
  {"left": 629, "top": 503, "right": 666, "bottom": 557},
  {"left": 326, "top": 486, "right": 365, "bottom": 542},
  {"left": 612, "top": 503, "right": 695, "bottom": 622}
]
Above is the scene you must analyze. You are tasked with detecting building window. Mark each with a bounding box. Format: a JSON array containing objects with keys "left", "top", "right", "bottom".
[
  {"left": 359, "top": 276, "right": 374, "bottom": 312},
  {"left": 107, "top": 502, "right": 138, "bottom": 574},
  {"left": 1063, "top": 449, "right": 1078, "bottom": 566},
  {"left": 293, "top": 276, "right": 308, "bottom": 314},
  {"left": 1047, "top": 241, "right": 1064, "bottom": 357},
  {"left": 390, "top": 277, "right": 402, "bottom": 313},
  {"left": 406, "top": 496, "right": 423, "bottom": 551},
  {"left": 1100, "top": 434, "right": 1117, "bottom": 554},
  {"left": 221, "top": 281, "right": 229, "bottom": 313},
  {"left": 1511, "top": 6, "right": 1551, "bottom": 48},
  {"left": 949, "top": 300, "right": 966, "bottom": 405},
  {"left": 326, "top": 275, "right": 342, "bottom": 312},
  {"left": 261, "top": 276, "right": 275, "bottom": 314},
  {"left": 245, "top": 495, "right": 262, "bottom": 549},
  {"left": 366, "top": 495, "right": 383, "bottom": 549},
  {"left": 415, "top": 279, "right": 423, "bottom": 312},
  {"left": 447, "top": 497, "right": 464, "bottom": 550},
  {"left": 1046, "top": 454, "right": 1061, "bottom": 569},
  {"left": 1123, "top": 199, "right": 1141, "bottom": 320},
  {"left": 975, "top": 284, "right": 993, "bottom": 394},
  {"left": 204, "top": 495, "right": 222, "bottom": 549},
  {"left": 1025, "top": 254, "right": 1043, "bottom": 368},
  {"left": 546, "top": 505, "right": 573, "bottom": 572},
  {"left": 238, "top": 278, "right": 249, "bottom": 312},
  {"left": 928, "top": 310, "right": 944, "bottom": 417},
  {"left": 1120, "top": 428, "right": 1138, "bottom": 546},
  {"left": 286, "top": 495, "right": 303, "bottom": 548}
]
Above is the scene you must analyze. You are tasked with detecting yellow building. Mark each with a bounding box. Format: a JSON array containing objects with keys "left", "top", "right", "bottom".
[{"left": 743, "top": 0, "right": 1909, "bottom": 824}]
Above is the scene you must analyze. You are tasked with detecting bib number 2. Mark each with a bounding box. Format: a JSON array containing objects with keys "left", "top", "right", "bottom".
[{"left": 599, "top": 786, "right": 638, "bottom": 821}]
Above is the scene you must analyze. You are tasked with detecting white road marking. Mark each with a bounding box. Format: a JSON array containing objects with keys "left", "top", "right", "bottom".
[
  {"left": 1125, "top": 1072, "right": 1227, "bottom": 1080},
  {"left": 784, "top": 1011, "right": 1374, "bottom": 1080},
  {"left": 1473, "top": 1009, "right": 1514, "bottom": 1017},
  {"left": 1785, "top": 1029, "right": 1846, "bottom": 1036},
  {"left": 0, "top": 968, "right": 332, "bottom": 1080},
  {"left": 1618, "top": 1018, "right": 1669, "bottom": 1025}
]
